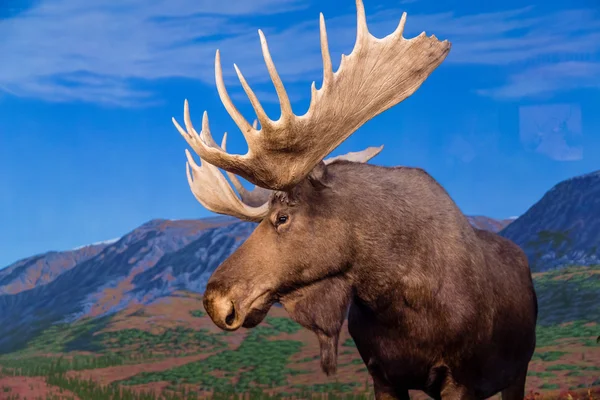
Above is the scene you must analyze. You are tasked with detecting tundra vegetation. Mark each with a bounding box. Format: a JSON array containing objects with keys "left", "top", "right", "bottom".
[{"left": 0, "top": 267, "right": 598, "bottom": 398}]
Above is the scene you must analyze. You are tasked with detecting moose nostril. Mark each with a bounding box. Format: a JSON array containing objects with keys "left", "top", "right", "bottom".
[{"left": 225, "top": 302, "right": 236, "bottom": 326}]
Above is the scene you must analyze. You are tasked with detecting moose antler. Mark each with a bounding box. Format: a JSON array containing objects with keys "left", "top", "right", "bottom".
[
  {"left": 219, "top": 120, "right": 274, "bottom": 208},
  {"left": 173, "top": 0, "right": 450, "bottom": 191},
  {"left": 183, "top": 120, "right": 384, "bottom": 221},
  {"left": 222, "top": 121, "right": 384, "bottom": 207},
  {"left": 183, "top": 117, "right": 269, "bottom": 222}
]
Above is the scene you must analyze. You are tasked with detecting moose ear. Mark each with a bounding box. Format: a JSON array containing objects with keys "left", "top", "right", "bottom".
[{"left": 307, "top": 161, "right": 329, "bottom": 189}]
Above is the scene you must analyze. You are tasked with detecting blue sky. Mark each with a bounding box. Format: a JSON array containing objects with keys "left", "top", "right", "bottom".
[{"left": 0, "top": 0, "right": 599, "bottom": 268}]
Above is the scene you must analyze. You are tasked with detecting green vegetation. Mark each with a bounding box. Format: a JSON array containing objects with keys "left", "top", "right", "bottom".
[
  {"left": 534, "top": 265, "right": 600, "bottom": 291},
  {"left": 292, "top": 382, "right": 363, "bottom": 393},
  {"left": 294, "top": 355, "right": 319, "bottom": 363},
  {"left": 0, "top": 354, "right": 131, "bottom": 376},
  {"left": 526, "top": 229, "right": 573, "bottom": 267},
  {"left": 101, "top": 326, "right": 226, "bottom": 355},
  {"left": 1, "top": 264, "right": 600, "bottom": 399},
  {"left": 533, "top": 264, "right": 600, "bottom": 325},
  {"left": 531, "top": 351, "right": 567, "bottom": 362},
  {"left": 527, "top": 370, "right": 556, "bottom": 378},
  {"left": 1, "top": 369, "right": 377, "bottom": 400},
  {"left": 566, "top": 370, "right": 583, "bottom": 376},
  {"left": 190, "top": 309, "right": 206, "bottom": 318},
  {"left": 535, "top": 321, "right": 599, "bottom": 347},
  {"left": 119, "top": 317, "right": 305, "bottom": 393},
  {"left": 0, "top": 322, "right": 229, "bottom": 377},
  {"left": 538, "top": 382, "right": 560, "bottom": 390},
  {"left": 19, "top": 316, "right": 112, "bottom": 354},
  {"left": 545, "top": 364, "right": 579, "bottom": 371},
  {"left": 2, "top": 365, "right": 375, "bottom": 400}
]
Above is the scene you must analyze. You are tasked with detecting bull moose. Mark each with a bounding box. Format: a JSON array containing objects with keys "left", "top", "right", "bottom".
[{"left": 171, "top": 1, "right": 538, "bottom": 398}]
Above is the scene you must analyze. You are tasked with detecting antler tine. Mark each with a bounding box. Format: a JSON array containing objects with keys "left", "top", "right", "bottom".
[
  {"left": 220, "top": 126, "right": 272, "bottom": 207},
  {"left": 324, "top": 145, "right": 383, "bottom": 165},
  {"left": 319, "top": 13, "right": 334, "bottom": 89},
  {"left": 199, "top": 111, "right": 220, "bottom": 149},
  {"left": 184, "top": 149, "right": 268, "bottom": 222},
  {"left": 234, "top": 64, "right": 269, "bottom": 127},
  {"left": 172, "top": 101, "right": 218, "bottom": 158},
  {"left": 215, "top": 50, "right": 257, "bottom": 143},
  {"left": 258, "top": 30, "right": 293, "bottom": 120},
  {"left": 175, "top": 0, "right": 450, "bottom": 191},
  {"left": 355, "top": 0, "right": 369, "bottom": 46}
]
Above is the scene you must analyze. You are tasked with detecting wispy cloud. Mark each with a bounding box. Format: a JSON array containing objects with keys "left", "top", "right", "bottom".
[
  {"left": 0, "top": 0, "right": 308, "bottom": 106},
  {"left": 478, "top": 61, "right": 600, "bottom": 99},
  {"left": 1, "top": 0, "right": 598, "bottom": 106}
]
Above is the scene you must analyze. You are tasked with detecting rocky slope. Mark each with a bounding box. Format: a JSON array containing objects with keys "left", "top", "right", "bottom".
[
  {"left": 500, "top": 170, "right": 600, "bottom": 271},
  {"left": 0, "top": 217, "right": 253, "bottom": 353},
  {"left": 0, "top": 242, "right": 110, "bottom": 295}
]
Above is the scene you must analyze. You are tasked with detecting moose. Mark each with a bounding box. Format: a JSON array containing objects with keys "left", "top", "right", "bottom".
[{"left": 172, "top": 1, "right": 538, "bottom": 398}]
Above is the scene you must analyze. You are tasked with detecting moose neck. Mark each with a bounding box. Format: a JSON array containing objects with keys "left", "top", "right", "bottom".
[
  {"left": 327, "top": 162, "right": 476, "bottom": 321},
  {"left": 282, "top": 161, "right": 476, "bottom": 375}
]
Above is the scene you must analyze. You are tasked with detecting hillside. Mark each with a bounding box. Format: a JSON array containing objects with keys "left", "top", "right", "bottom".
[
  {"left": 0, "top": 266, "right": 598, "bottom": 399},
  {"left": 0, "top": 241, "right": 109, "bottom": 295},
  {"left": 0, "top": 217, "right": 254, "bottom": 353},
  {"left": 500, "top": 171, "right": 600, "bottom": 272}
]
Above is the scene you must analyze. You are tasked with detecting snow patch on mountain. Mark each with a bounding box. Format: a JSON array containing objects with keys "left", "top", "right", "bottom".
[{"left": 72, "top": 237, "right": 120, "bottom": 250}]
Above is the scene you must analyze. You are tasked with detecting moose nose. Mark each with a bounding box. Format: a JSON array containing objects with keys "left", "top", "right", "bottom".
[{"left": 203, "top": 292, "right": 242, "bottom": 331}]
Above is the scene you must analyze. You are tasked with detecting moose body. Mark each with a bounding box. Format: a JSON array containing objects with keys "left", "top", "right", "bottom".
[
  {"left": 172, "top": 1, "right": 538, "bottom": 397},
  {"left": 339, "top": 165, "right": 537, "bottom": 398},
  {"left": 203, "top": 162, "right": 538, "bottom": 399}
]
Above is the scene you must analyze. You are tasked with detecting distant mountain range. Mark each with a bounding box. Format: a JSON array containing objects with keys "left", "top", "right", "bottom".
[
  {"left": 0, "top": 170, "right": 598, "bottom": 353},
  {"left": 500, "top": 170, "right": 600, "bottom": 271},
  {"left": 466, "top": 215, "right": 515, "bottom": 232}
]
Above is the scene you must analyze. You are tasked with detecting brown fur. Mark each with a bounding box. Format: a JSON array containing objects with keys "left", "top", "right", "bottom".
[{"left": 203, "top": 161, "right": 538, "bottom": 400}]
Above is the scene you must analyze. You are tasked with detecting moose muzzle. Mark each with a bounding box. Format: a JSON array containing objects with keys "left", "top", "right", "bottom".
[
  {"left": 203, "top": 278, "right": 275, "bottom": 331},
  {"left": 203, "top": 288, "right": 244, "bottom": 331}
]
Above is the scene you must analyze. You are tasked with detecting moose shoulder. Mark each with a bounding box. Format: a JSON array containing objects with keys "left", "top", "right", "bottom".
[{"left": 171, "top": 1, "right": 538, "bottom": 399}]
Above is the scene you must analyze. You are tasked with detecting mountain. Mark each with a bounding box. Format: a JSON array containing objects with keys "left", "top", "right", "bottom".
[
  {"left": 0, "top": 214, "right": 510, "bottom": 353},
  {"left": 466, "top": 215, "right": 515, "bottom": 232},
  {"left": 0, "top": 217, "right": 254, "bottom": 353},
  {"left": 0, "top": 241, "right": 109, "bottom": 295},
  {"left": 500, "top": 170, "right": 600, "bottom": 272}
]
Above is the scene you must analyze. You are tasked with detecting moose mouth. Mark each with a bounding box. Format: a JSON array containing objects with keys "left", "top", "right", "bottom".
[{"left": 241, "top": 290, "right": 276, "bottom": 328}]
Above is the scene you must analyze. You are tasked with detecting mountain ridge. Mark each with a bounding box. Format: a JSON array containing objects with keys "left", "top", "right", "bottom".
[{"left": 500, "top": 169, "right": 600, "bottom": 271}]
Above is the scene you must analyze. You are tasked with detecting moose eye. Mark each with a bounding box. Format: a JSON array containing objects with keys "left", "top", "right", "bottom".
[{"left": 276, "top": 215, "right": 289, "bottom": 226}]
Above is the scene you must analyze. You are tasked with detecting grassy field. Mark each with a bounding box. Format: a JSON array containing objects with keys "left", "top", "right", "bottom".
[{"left": 0, "top": 266, "right": 598, "bottom": 399}]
